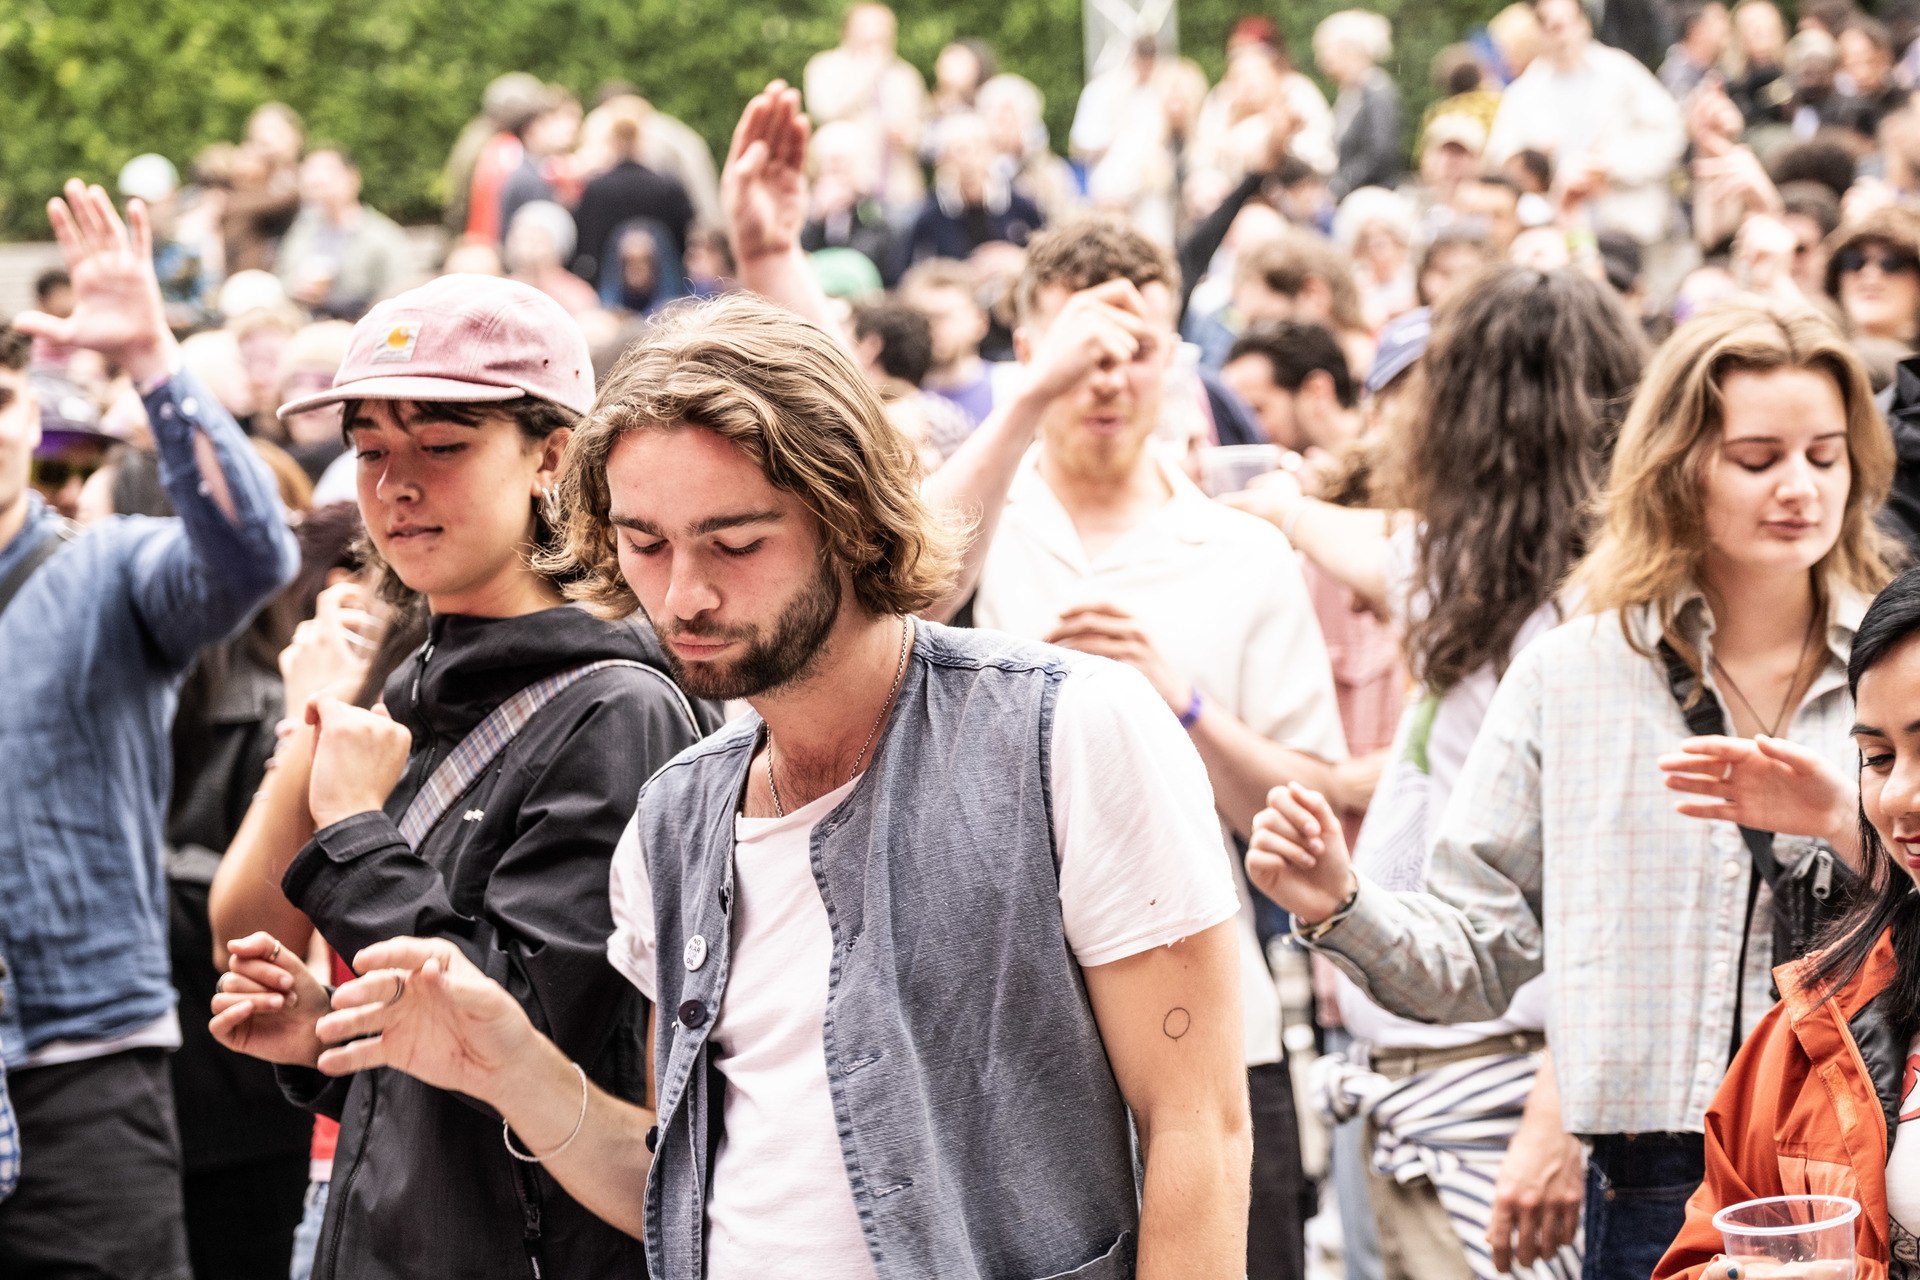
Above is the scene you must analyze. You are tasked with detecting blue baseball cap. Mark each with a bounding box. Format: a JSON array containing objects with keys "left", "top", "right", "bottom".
[{"left": 1365, "top": 307, "right": 1431, "bottom": 396}]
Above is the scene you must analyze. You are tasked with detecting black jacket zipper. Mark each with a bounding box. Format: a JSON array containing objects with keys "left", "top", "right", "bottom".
[{"left": 317, "top": 1074, "right": 376, "bottom": 1280}]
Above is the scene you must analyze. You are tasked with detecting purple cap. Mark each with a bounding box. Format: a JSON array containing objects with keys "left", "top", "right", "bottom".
[{"left": 277, "top": 274, "right": 594, "bottom": 419}]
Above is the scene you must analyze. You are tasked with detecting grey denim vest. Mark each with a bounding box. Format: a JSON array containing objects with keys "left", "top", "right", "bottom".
[{"left": 638, "top": 619, "right": 1139, "bottom": 1279}]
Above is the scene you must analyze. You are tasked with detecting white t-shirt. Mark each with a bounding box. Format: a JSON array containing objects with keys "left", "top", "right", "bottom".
[
  {"left": 606, "top": 659, "right": 1239, "bottom": 1278},
  {"left": 1887, "top": 1034, "right": 1920, "bottom": 1274},
  {"left": 18, "top": 1010, "right": 181, "bottom": 1070}
]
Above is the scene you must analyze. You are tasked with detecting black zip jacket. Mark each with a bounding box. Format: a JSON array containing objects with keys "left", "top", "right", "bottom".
[
  {"left": 277, "top": 604, "right": 718, "bottom": 1280},
  {"left": 1879, "top": 356, "right": 1920, "bottom": 559}
]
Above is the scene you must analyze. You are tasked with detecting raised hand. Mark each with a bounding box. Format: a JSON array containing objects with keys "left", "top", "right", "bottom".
[
  {"left": 1686, "top": 78, "right": 1743, "bottom": 158},
  {"left": 1259, "top": 97, "right": 1301, "bottom": 174},
  {"left": 12, "top": 179, "right": 174, "bottom": 384},
  {"left": 1659, "top": 734, "right": 1857, "bottom": 853},
  {"left": 723, "top": 80, "right": 811, "bottom": 264},
  {"left": 315, "top": 938, "right": 537, "bottom": 1105},
  {"left": 209, "top": 932, "right": 331, "bottom": 1067},
  {"left": 1734, "top": 213, "right": 1802, "bottom": 299},
  {"left": 1017, "top": 277, "right": 1154, "bottom": 405},
  {"left": 1246, "top": 781, "right": 1358, "bottom": 926},
  {"left": 280, "top": 581, "right": 384, "bottom": 710}
]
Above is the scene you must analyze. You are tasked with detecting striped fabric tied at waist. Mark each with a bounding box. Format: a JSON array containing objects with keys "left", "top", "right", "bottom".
[{"left": 1312, "top": 1045, "right": 1582, "bottom": 1280}]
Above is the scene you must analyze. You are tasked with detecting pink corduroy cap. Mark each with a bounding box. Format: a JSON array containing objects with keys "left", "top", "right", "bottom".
[{"left": 277, "top": 274, "right": 595, "bottom": 418}]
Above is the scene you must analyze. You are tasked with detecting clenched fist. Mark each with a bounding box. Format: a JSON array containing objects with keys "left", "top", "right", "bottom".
[
  {"left": 306, "top": 696, "right": 412, "bottom": 831},
  {"left": 1246, "top": 781, "right": 1359, "bottom": 928}
]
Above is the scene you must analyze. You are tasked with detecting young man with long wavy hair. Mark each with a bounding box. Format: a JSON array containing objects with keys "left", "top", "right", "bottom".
[{"left": 240, "top": 84, "right": 1253, "bottom": 1280}]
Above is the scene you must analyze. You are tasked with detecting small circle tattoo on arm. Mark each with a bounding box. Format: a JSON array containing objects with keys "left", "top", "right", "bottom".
[{"left": 1162, "top": 1007, "right": 1191, "bottom": 1041}]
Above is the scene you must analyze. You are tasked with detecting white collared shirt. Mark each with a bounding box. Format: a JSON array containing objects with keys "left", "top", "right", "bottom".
[
  {"left": 973, "top": 449, "right": 1348, "bottom": 1066},
  {"left": 1317, "top": 591, "right": 1866, "bottom": 1134}
]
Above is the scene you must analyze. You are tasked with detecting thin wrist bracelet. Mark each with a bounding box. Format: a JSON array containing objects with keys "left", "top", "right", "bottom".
[
  {"left": 1292, "top": 880, "right": 1361, "bottom": 944},
  {"left": 1178, "top": 687, "right": 1204, "bottom": 730},
  {"left": 504, "top": 1062, "right": 588, "bottom": 1163}
]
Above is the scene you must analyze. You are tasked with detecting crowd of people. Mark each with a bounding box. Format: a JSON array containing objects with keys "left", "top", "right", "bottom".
[{"left": 16, "top": 1, "right": 1920, "bottom": 1278}]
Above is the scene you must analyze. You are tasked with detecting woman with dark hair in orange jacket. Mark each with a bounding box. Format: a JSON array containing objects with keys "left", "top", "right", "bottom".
[{"left": 1659, "top": 566, "right": 1920, "bottom": 1280}]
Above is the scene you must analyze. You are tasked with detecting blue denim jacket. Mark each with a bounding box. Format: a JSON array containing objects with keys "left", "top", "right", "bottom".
[
  {"left": 0, "top": 371, "right": 297, "bottom": 1066},
  {"left": 639, "top": 620, "right": 1140, "bottom": 1279}
]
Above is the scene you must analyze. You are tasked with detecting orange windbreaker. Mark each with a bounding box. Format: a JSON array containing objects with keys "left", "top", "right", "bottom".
[{"left": 1657, "top": 931, "right": 1900, "bottom": 1280}]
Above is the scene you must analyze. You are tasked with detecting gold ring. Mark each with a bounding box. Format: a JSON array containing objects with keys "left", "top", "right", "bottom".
[{"left": 268, "top": 941, "right": 282, "bottom": 963}]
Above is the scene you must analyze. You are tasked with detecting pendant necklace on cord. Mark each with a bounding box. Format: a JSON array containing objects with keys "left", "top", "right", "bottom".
[
  {"left": 765, "top": 617, "right": 912, "bottom": 818},
  {"left": 1710, "top": 613, "right": 1820, "bottom": 739}
]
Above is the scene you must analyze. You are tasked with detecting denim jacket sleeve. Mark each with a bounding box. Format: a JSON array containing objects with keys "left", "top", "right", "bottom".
[{"left": 130, "top": 370, "right": 299, "bottom": 670}]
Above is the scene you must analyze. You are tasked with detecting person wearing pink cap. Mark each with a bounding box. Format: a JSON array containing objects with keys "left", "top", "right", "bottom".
[
  {"left": 212, "top": 83, "right": 1253, "bottom": 1280},
  {"left": 205, "top": 270, "right": 718, "bottom": 1279}
]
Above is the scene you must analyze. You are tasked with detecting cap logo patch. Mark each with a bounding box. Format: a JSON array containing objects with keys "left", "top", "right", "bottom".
[{"left": 370, "top": 321, "right": 421, "bottom": 364}]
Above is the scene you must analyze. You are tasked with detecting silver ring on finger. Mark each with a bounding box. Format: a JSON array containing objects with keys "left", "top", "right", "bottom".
[
  {"left": 1722, "top": 763, "right": 1734, "bottom": 782},
  {"left": 390, "top": 973, "right": 407, "bottom": 1005},
  {"left": 268, "top": 940, "right": 282, "bottom": 963}
]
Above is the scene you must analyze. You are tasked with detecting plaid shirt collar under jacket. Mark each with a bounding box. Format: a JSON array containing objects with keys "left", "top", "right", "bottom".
[{"left": 1315, "top": 587, "right": 1865, "bottom": 1136}]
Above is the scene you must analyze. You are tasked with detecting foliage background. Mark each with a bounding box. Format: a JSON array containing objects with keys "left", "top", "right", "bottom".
[{"left": 0, "top": 0, "right": 1504, "bottom": 240}]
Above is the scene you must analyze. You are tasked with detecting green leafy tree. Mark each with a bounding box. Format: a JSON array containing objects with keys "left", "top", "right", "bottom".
[{"left": 0, "top": 0, "right": 1504, "bottom": 241}]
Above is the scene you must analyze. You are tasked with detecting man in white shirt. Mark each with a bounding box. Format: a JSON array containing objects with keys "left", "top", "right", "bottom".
[
  {"left": 1486, "top": 0, "right": 1685, "bottom": 247},
  {"left": 933, "top": 213, "right": 1350, "bottom": 1280}
]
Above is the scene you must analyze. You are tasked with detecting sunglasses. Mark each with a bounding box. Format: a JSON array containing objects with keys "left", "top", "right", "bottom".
[
  {"left": 32, "top": 457, "right": 102, "bottom": 489},
  {"left": 1833, "top": 245, "right": 1920, "bottom": 276}
]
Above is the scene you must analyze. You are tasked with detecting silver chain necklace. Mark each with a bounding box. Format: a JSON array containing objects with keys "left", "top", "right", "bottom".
[{"left": 766, "top": 617, "right": 911, "bottom": 818}]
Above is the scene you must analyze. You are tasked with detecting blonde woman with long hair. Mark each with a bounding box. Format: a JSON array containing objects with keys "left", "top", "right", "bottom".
[{"left": 1243, "top": 296, "right": 1895, "bottom": 1278}]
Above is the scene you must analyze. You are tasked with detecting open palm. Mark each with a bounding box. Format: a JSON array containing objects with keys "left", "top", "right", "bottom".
[
  {"left": 723, "top": 80, "right": 811, "bottom": 263},
  {"left": 1659, "top": 734, "right": 1854, "bottom": 845},
  {"left": 13, "top": 179, "right": 171, "bottom": 377},
  {"left": 315, "top": 939, "right": 536, "bottom": 1102}
]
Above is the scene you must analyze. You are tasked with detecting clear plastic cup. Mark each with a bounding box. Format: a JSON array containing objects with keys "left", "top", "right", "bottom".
[
  {"left": 1713, "top": 1195, "right": 1860, "bottom": 1278},
  {"left": 1199, "top": 444, "right": 1286, "bottom": 497}
]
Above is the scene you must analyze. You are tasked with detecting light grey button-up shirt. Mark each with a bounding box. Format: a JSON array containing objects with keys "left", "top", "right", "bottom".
[{"left": 1314, "top": 592, "right": 1863, "bottom": 1136}]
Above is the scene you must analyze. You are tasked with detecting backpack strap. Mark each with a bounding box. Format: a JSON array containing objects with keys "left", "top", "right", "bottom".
[
  {"left": 1655, "top": 638, "right": 1781, "bottom": 883},
  {"left": 398, "top": 659, "right": 696, "bottom": 848},
  {"left": 0, "top": 521, "right": 75, "bottom": 620}
]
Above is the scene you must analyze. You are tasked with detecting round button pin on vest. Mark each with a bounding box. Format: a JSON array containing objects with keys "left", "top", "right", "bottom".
[
  {"left": 677, "top": 999, "right": 707, "bottom": 1029},
  {"left": 683, "top": 935, "right": 708, "bottom": 971}
]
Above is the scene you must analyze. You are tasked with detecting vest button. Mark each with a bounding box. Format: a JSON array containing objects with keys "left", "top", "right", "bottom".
[{"left": 677, "top": 998, "right": 708, "bottom": 1029}]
